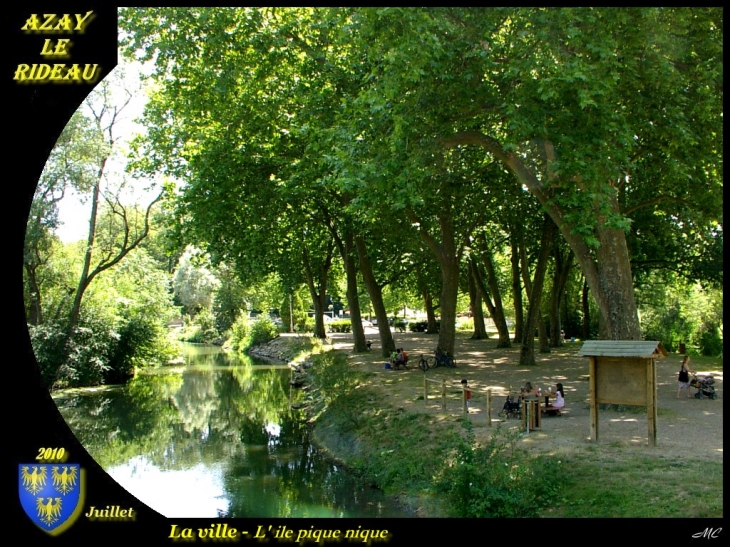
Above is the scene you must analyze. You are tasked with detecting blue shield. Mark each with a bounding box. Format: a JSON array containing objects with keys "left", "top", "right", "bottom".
[{"left": 19, "top": 464, "right": 85, "bottom": 535}]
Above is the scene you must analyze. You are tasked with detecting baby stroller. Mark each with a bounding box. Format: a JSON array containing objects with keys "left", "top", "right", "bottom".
[
  {"left": 690, "top": 375, "right": 718, "bottom": 400},
  {"left": 498, "top": 393, "right": 521, "bottom": 419}
]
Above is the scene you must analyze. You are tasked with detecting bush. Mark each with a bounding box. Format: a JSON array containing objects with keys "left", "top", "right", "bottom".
[
  {"left": 409, "top": 320, "right": 440, "bottom": 333},
  {"left": 242, "top": 317, "right": 279, "bottom": 350},
  {"left": 29, "top": 317, "right": 114, "bottom": 390},
  {"left": 435, "top": 422, "right": 563, "bottom": 517},
  {"left": 327, "top": 320, "right": 352, "bottom": 333},
  {"left": 297, "top": 316, "right": 316, "bottom": 333},
  {"left": 228, "top": 315, "right": 250, "bottom": 351},
  {"left": 700, "top": 326, "right": 723, "bottom": 357}
]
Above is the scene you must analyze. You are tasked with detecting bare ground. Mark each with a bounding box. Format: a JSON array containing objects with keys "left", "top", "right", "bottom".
[{"left": 322, "top": 330, "right": 723, "bottom": 463}]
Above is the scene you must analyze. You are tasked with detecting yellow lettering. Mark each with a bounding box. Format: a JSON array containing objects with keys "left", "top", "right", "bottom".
[
  {"left": 75, "top": 11, "right": 96, "bottom": 32},
  {"left": 82, "top": 64, "right": 101, "bottom": 83},
  {"left": 49, "top": 64, "right": 65, "bottom": 80},
  {"left": 21, "top": 14, "right": 40, "bottom": 31},
  {"left": 54, "top": 14, "right": 74, "bottom": 32},
  {"left": 39, "top": 14, "right": 55, "bottom": 31},
  {"left": 55, "top": 39, "right": 72, "bottom": 56},
  {"left": 40, "top": 39, "right": 72, "bottom": 57},
  {"left": 64, "top": 65, "right": 81, "bottom": 81},
  {"left": 13, "top": 64, "right": 30, "bottom": 80},
  {"left": 40, "top": 39, "right": 55, "bottom": 55},
  {"left": 36, "top": 64, "right": 52, "bottom": 80}
]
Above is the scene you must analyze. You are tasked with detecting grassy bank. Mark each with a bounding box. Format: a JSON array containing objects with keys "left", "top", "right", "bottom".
[
  {"left": 304, "top": 348, "right": 564, "bottom": 517},
  {"left": 298, "top": 341, "right": 723, "bottom": 518}
]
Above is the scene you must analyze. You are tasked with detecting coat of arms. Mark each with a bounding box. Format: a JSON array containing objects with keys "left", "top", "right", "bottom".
[{"left": 19, "top": 463, "right": 85, "bottom": 534}]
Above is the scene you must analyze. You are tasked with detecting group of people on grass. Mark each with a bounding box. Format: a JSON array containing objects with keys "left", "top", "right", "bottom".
[
  {"left": 521, "top": 381, "right": 566, "bottom": 412},
  {"left": 389, "top": 347, "right": 409, "bottom": 369}
]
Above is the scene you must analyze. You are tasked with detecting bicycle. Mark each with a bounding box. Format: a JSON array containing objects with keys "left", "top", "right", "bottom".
[
  {"left": 418, "top": 349, "right": 455, "bottom": 370},
  {"left": 433, "top": 349, "right": 456, "bottom": 368},
  {"left": 417, "top": 354, "right": 435, "bottom": 371}
]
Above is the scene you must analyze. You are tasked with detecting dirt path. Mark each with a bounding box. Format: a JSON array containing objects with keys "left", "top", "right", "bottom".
[{"left": 325, "top": 330, "right": 723, "bottom": 462}]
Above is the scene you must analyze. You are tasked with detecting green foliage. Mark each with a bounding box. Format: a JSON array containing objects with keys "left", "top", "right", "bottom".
[
  {"left": 305, "top": 349, "right": 567, "bottom": 516},
  {"left": 327, "top": 320, "right": 352, "bottom": 333},
  {"left": 181, "top": 308, "right": 219, "bottom": 343},
  {"left": 638, "top": 277, "right": 723, "bottom": 353},
  {"left": 297, "top": 316, "right": 316, "bottom": 333},
  {"left": 227, "top": 315, "right": 251, "bottom": 352},
  {"left": 699, "top": 327, "right": 723, "bottom": 357},
  {"left": 241, "top": 317, "right": 280, "bottom": 350},
  {"left": 280, "top": 289, "right": 308, "bottom": 333},
  {"left": 435, "top": 421, "right": 562, "bottom": 517},
  {"left": 106, "top": 314, "right": 174, "bottom": 383}
]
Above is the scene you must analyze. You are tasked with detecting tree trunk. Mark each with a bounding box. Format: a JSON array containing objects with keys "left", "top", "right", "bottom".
[
  {"left": 582, "top": 276, "right": 591, "bottom": 340},
  {"left": 470, "top": 257, "right": 511, "bottom": 348},
  {"left": 467, "top": 260, "right": 488, "bottom": 339},
  {"left": 442, "top": 132, "right": 642, "bottom": 340},
  {"left": 520, "top": 216, "right": 555, "bottom": 365},
  {"left": 549, "top": 246, "right": 573, "bottom": 347},
  {"left": 355, "top": 236, "right": 396, "bottom": 357},
  {"left": 408, "top": 211, "right": 461, "bottom": 356},
  {"left": 333, "top": 231, "right": 367, "bottom": 352},
  {"left": 594, "top": 205, "right": 641, "bottom": 339},
  {"left": 68, "top": 173, "right": 103, "bottom": 331},
  {"left": 422, "top": 289, "right": 439, "bottom": 334},
  {"left": 24, "top": 264, "right": 43, "bottom": 326},
  {"left": 510, "top": 233, "right": 524, "bottom": 344},
  {"left": 538, "top": 316, "right": 550, "bottom": 354},
  {"left": 480, "top": 240, "right": 513, "bottom": 348},
  {"left": 437, "top": 249, "right": 459, "bottom": 356},
  {"left": 303, "top": 244, "right": 332, "bottom": 340}
]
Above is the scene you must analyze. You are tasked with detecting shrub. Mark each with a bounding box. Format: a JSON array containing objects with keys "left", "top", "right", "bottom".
[
  {"left": 243, "top": 317, "right": 279, "bottom": 350},
  {"left": 409, "top": 320, "right": 440, "bottom": 333},
  {"left": 297, "top": 316, "right": 316, "bottom": 333},
  {"left": 327, "top": 320, "right": 352, "bottom": 333},
  {"left": 435, "top": 422, "right": 563, "bottom": 517},
  {"left": 228, "top": 315, "right": 250, "bottom": 351},
  {"left": 700, "top": 326, "right": 723, "bottom": 356},
  {"left": 394, "top": 319, "right": 408, "bottom": 332},
  {"left": 29, "top": 317, "right": 115, "bottom": 390}
]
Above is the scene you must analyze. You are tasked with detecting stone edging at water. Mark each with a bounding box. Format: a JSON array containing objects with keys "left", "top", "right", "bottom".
[{"left": 247, "top": 336, "right": 314, "bottom": 387}]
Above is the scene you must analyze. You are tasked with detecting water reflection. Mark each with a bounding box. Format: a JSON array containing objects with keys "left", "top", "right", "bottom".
[{"left": 53, "top": 344, "right": 411, "bottom": 518}]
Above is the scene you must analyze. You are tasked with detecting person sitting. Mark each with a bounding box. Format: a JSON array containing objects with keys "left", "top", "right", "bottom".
[
  {"left": 400, "top": 348, "right": 409, "bottom": 367},
  {"left": 501, "top": 394, "right": 521, "bottom": 418},
  {"left": 391, "top": 348, "right": 408, "bottom": 370},
  {"left": 521, "top": 381, "right": 538, "bottom": 399},
  {"left": 543, "top": 383, "right": 565, "bottom": 416}
]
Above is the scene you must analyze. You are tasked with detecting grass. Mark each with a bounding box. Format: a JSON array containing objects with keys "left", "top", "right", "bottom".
[
  {"left": 305, "top": 350, "right": 569, "bottom": 517},
  {"left": 297, "top": 337, "right": 723, "bottom": 518},
  {"left": 551, "top": 452, "right": 723, "bottom": 517}
]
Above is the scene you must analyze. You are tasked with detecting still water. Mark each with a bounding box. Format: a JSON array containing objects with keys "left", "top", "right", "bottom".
[{"left": 53, "top": 343, "right": 412, "bottom": 518}]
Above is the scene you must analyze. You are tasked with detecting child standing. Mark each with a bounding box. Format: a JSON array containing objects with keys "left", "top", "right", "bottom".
[{"left": 461, "top": 379, "right": 472, "bottom": 411}]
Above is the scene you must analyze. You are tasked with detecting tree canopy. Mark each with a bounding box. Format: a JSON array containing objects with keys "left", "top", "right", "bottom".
[{"left": 118, "top": 7, "right": 722, "bottom": 349}]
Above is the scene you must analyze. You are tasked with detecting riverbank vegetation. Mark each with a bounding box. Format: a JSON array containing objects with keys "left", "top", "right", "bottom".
[
  {"left": 305, "top": 348, "right": 563, "bottom": 517},
  {"left": 303, "top": 345, "right": 722, "bottom": 517}
]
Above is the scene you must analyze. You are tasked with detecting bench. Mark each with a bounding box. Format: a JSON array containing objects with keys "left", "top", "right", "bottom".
[{"left": 542, "top": 406, "right": 566, "bottom": 417}]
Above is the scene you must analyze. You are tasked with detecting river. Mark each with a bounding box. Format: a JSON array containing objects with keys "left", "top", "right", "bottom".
[{"left": 52, "top": 343, "right": 412, "bottom": 518}]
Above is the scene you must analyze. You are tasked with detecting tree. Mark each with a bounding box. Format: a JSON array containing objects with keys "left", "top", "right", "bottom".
[
  {"left": 337, "top": 7, "right": 722, "bottom": 340},
  {"left": 24, "top": 111, "right": 100, "bottom": 325},
  {"left": 67, "top": 75, "right": 163, "bottom": 332},
  {"left": 173, "top": 247, "right": 220, "bottom": 316}
]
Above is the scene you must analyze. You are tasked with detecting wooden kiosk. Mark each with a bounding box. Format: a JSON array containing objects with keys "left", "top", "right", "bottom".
[{"left": 578, "top": 340, "right": 667, "bottom": 447}]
